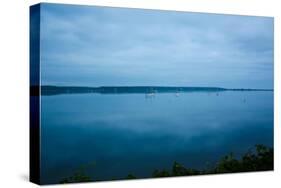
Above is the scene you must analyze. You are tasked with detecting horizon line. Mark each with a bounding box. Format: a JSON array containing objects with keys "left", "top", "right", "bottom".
[{"left": 39, "top": 85, "right": 274, "bottom": 91}]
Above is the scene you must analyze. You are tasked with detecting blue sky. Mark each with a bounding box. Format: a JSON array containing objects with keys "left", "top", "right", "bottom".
[{"left": 40, "top": 3, "right": 273, "bottom": 89}]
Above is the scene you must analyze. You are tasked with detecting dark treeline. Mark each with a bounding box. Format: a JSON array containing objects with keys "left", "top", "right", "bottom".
[
  {"left": 59, "top": 145, "right": 273, "bottom": 184},
  {"left": 31, "top": 85, "right": 273, "bottom": 96}
]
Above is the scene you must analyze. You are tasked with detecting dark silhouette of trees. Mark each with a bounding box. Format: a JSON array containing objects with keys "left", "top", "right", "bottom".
[{"left": 59, "top": 145, "right": 273, "bottom": 183}]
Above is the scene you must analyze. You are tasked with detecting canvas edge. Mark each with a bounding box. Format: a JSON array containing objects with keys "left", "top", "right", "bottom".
[{"left": 29, "top": 3, "right": 41, "bottom": 185}]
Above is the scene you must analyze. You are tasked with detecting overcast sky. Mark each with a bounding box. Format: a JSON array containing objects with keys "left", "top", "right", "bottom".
[{"left": 40, "top": 3, "right": 273, "bottom": 89}]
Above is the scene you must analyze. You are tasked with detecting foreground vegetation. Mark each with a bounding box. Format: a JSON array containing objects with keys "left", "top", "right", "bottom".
[{"left": 60, "top": 144, "right": 273, "bottom": 183}]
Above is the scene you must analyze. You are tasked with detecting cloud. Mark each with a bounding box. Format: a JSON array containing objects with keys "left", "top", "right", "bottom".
[{"left": 40, "top": 3, "right": 273, "bottom": 88}]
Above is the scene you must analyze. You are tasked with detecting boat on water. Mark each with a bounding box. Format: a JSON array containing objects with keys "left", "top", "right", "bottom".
[
  {"left": 146, "top": 93, "right": 155, "bottom": 97},
  {"left": 175, "top": 90, "right": 180, "bottom": 97}
]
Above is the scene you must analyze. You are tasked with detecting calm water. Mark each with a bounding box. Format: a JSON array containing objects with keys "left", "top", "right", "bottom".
[{"left": 41, "top": 91, "right": 273, "bottom": 184}]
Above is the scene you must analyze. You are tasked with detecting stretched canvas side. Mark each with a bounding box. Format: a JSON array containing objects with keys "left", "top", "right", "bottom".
[{"left": 30, "top": 3, "right": 41, "bottom": 185}]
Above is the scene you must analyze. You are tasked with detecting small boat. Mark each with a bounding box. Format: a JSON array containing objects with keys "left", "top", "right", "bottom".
[
  {"left": 146, "top": 88, "right": 156, "bottom": 98},
  {"left": 146, "top": 93, "right": 155, "bottom": 97}
]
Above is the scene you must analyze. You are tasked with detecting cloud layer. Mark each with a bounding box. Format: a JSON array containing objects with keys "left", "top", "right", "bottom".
[{"left": 40, "top": 3, "right": 273, "bottom": 89}]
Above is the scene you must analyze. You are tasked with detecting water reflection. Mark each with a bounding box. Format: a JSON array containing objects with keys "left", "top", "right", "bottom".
[{"left": 41, "top": 91, "right": 273, "bottom": 184}]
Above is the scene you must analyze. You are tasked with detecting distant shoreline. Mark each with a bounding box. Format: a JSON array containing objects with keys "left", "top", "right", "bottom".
[{"left": 30, "top": 85, "right": 273, "bottom": 96}]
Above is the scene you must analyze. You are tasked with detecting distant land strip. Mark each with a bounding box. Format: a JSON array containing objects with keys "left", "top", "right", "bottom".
[{"left": 30, "top": 86, "right": 273, "bottom": 96}]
